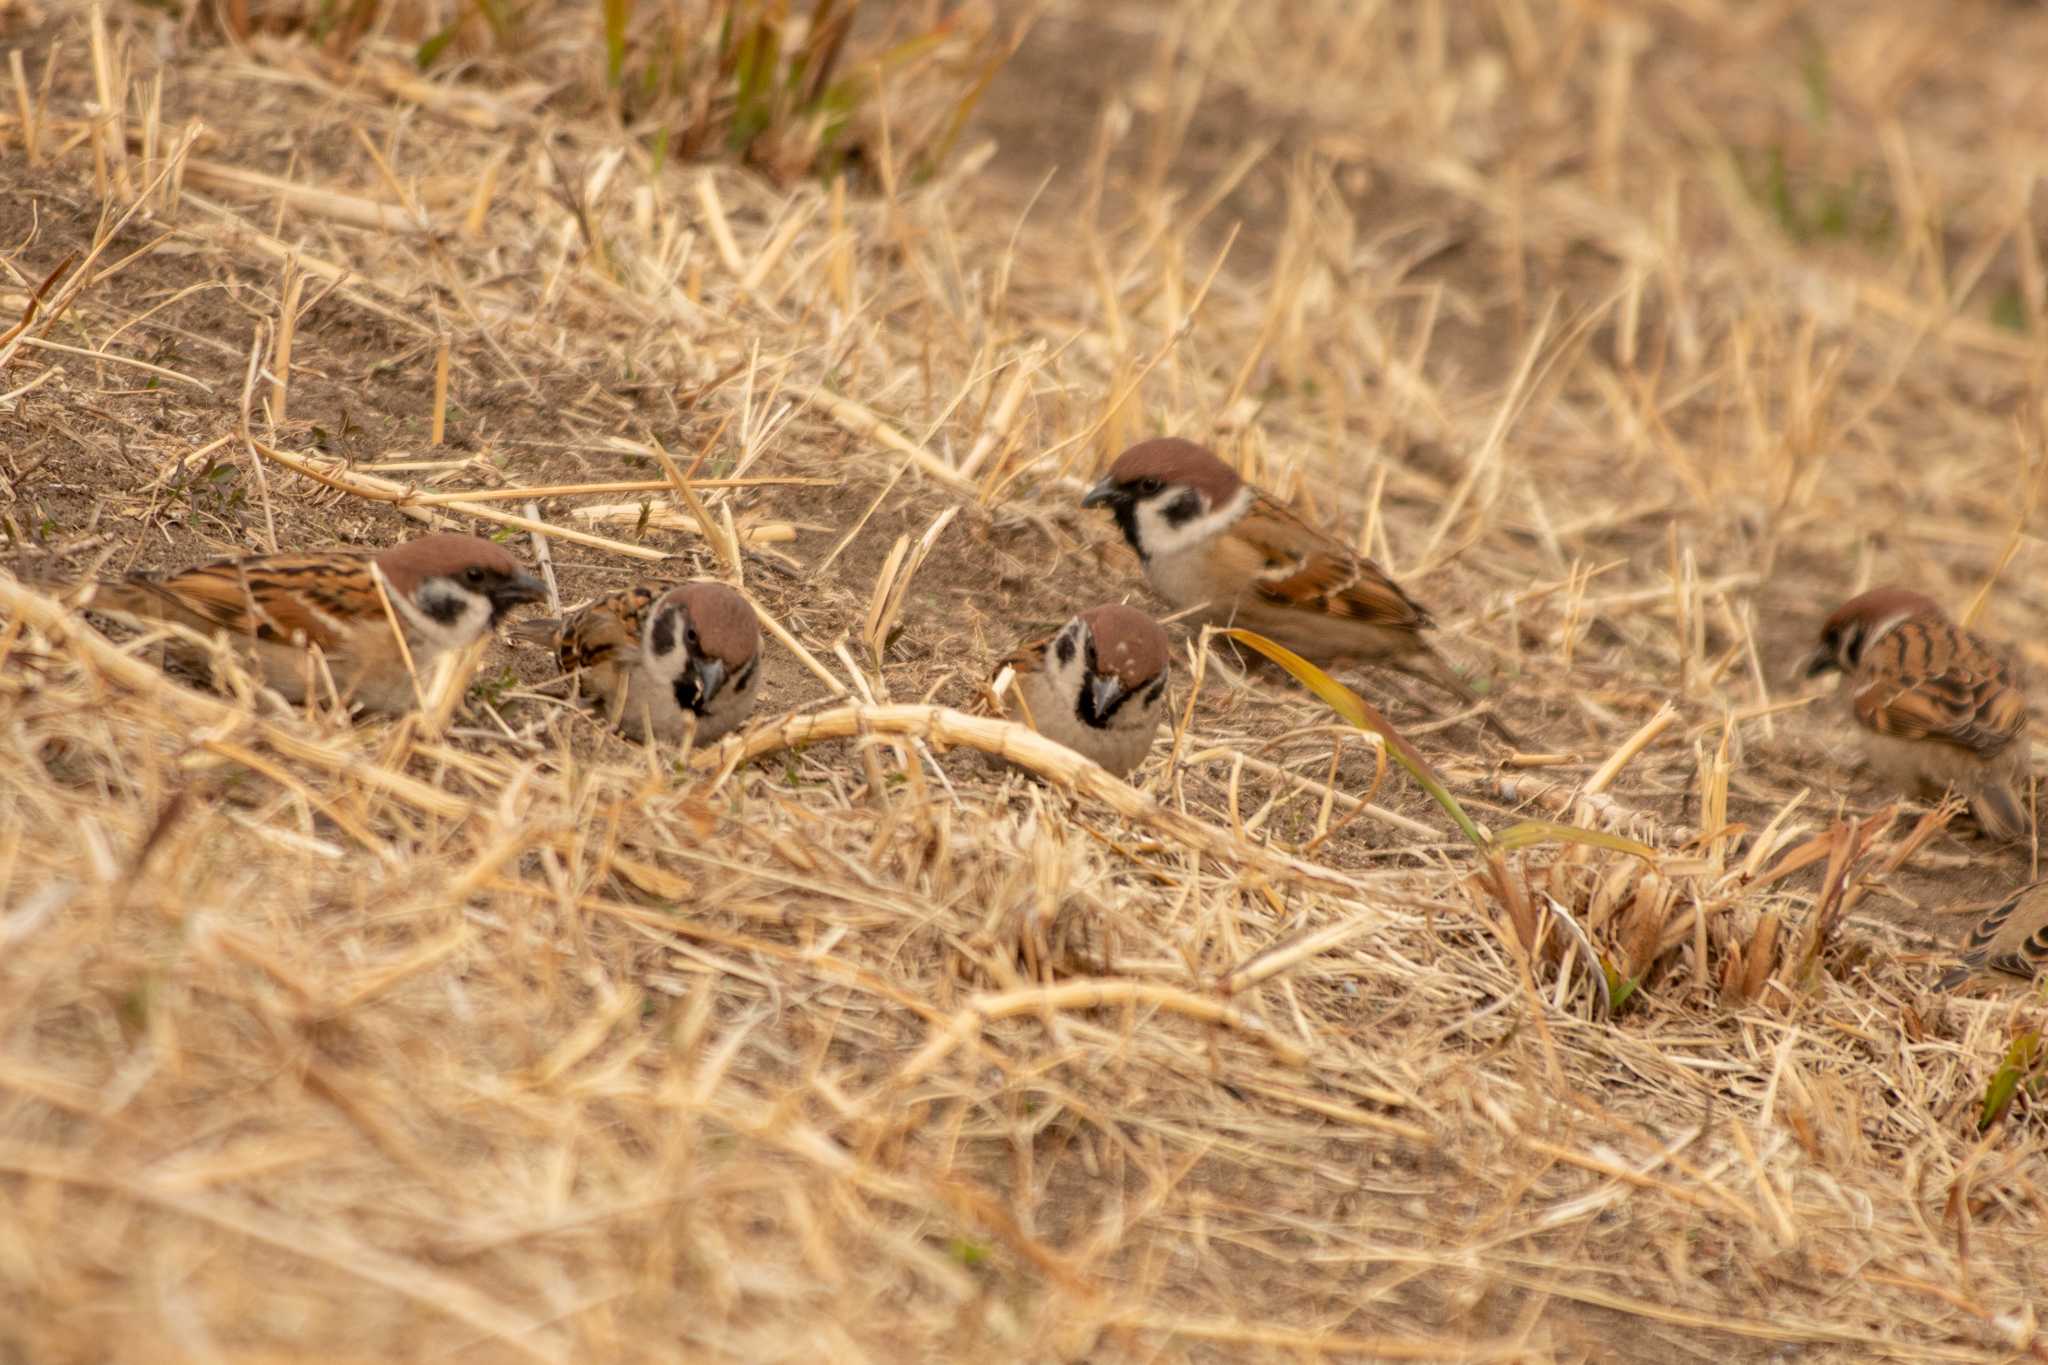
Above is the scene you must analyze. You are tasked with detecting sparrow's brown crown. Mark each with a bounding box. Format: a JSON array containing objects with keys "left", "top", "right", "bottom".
[
  {"left": 1093, "top": 438, "right": 1244, "bottom": 508},
  {"left": 668, "top": 582, "right": 759, "bottom": 667},
  {"left": 1076, "top": 603, "right": 1169, "bottom": 689},
  {"left": 375, "top": 533, "right": 545, "bottom": 616}
]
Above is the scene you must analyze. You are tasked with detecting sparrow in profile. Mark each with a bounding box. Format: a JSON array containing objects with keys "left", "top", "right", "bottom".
[
  {"left": 82, "top": 532, "right": 545, "bottom": 712},
  {"left": 987, "top": 603, "right": 1170, "bottom": 778},
  {"left": 1081, "top": 437, "right": 1510, "bottom": 736},
  {"left": 1803, "top": 586, "right": 2031, "bottom": 841},
  {"left": 515, "top": 580, "right": 760, "bottom": 743},
  {"left": 1936, "top": 881, "right": 2048, "bottom": 990}
]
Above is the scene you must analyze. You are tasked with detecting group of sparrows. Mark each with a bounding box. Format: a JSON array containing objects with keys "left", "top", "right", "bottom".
[{"left": 66, "top": 436, "right": 2048, "bottom": 990}]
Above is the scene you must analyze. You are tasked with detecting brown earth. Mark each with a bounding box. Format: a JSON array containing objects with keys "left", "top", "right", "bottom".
[{"left": 4, "top": 0, "right": 2048, "bottom": 1360}]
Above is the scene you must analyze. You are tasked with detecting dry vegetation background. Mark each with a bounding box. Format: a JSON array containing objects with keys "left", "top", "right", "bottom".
[{"left": 4, "top": 0, "right": 2048, "bottom": 1360}]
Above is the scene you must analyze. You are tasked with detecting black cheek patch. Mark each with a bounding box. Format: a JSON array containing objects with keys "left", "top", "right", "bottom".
[
  {"left": 421, "top": 583, "right": 468, "bottom": 626},
  {"left": 1143, "top": 680, "right": 1165, "bottom": 706},
  {"left": 733, "top": 662, "right": 755, "bottom": 692},
  {"left": 1055, "top": 634, "right": 1077, "bottom": 667},
  {"left": 648, "top": 608, "right": 678, "bottom": 657},
  {"left": 1161, "top": 490, "right": 1204, "bottom": 529},
  {"left": 1836, "top": 625, "right": 1862, "bottom": 671},
  {"left": 1109, "top": 501, "right": 1146, "bottom": 559}
]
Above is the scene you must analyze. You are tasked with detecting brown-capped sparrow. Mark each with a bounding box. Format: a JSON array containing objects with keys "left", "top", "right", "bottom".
[
  {"left": 1803, "top": 586, "right": 2031, "bottom": 841},
  {"left": 515, "top": 580, "right": 760, "bottom": 743},
  {"left": 83, "top": 532, "right": 545, "bottom": 713},
  {"left": 987, "top": 603, "right": 1170, "bottom": 778},
  {"left": 1936, "top": 881, "right": 2048, "bottom": 990},
  {"left": 1082, "top": 437, "right": 1511, "bottom": 738}
]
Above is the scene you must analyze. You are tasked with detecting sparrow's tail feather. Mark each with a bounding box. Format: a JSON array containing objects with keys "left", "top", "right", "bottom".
[
  {"left": 1968, "top": 782, "right": 2028, "bottom": 843},
  {"left": 77, "top": 578, "right": 162, "bottom": 619},
  {"left": 1934, "top": 959, "right": 1981, "bottom": 991},
  {"left": 1397, "top": 647, "right": 1523, "bottom": 747},
  {"left": 77, "top": 578, "right": 221, "bottom": 635}
]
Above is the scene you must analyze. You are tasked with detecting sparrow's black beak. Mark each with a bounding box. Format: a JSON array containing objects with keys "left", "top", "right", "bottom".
[
  {"left": 678, "top": 658, "right": 728, "bottom": 714},
  {"left": 489, "top": 571, "right": 548, "bottom": 619},
  {"left": 1086, "top": 672, "right": 1127, "bottom": 721},
  {"left": 1081, "top": 478, "right": 1127, "bottom": 510}
]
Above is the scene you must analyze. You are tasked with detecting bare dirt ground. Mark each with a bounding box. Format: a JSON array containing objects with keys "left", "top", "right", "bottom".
[{"left": 4, "top": 1, "right": 2048, "bottom": 1360}]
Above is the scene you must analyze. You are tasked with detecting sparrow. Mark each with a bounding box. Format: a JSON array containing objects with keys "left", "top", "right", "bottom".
[
  {"left": 1803, "top": 586, "right": 2031, "bottom": 841},
  {"left": 82, "top": 532, "right": 545, "bottom": 713},
  {"left": 514, "top": 580, "right": 760, "bottom": 743},
  {"left": 1080, "top": 437, "right": 1510, "bottom": 736},
  {"left": 1936, "top": 881, "right": 2048, "bottom": 990},
  {"left": 987, "top": 603, "right": 1170, "bottom": 778}
]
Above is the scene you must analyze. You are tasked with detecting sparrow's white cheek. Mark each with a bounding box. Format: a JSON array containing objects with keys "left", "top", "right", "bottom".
[
  {"left": 1133, "top": 484, "right": 1250, "bottom": 562},
  {"left": 400, "top": 580, "right": 496, "bottom": 651},
  {"left": 1047, "top": 624, "right": 1092, "bottom": 694},
  {"left": 638, "top": 610, "right": 695, "bottom": 685}
]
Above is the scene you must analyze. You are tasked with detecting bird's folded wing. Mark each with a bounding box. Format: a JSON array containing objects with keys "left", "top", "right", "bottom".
[
  {"left": 92, "top": 554, "right": 379, "bottom": 651},
  {"left": 1235, "top": 498, "right": 1432, "bottom": 630},
  {"left": 530, "top": 586, "right": 655, "bottom": 670},
  {"left": 1853, "top": 666, "right": 2026, "bottom": 756}
]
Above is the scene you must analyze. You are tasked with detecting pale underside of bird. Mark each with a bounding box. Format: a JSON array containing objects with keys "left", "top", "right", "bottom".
[
  {"left": 81, "top": 533, "right": 545, "bottom": 713},
  {"left": 1081, "top": 437, "right": 1516, "bottom": 742},
  {"left": 986, "top": 603, "right": 1170, "bottom": 778},
  {"left": 1803, "top": 586, "right": 2031, "bottom": 843},
  {"left": 516, "top": 580, "right": 761, "bottom": 743}
]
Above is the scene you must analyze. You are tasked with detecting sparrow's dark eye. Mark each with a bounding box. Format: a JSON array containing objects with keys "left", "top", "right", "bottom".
[
  {"left": 1133, "top": 478, "right": 1163, "bottom": 496},
  {"left": 463, "top": 566, "right": 486, "bottom": 586}
]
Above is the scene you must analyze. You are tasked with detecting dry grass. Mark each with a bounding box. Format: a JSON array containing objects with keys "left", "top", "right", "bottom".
[{"left": 6, "top": 0, "right": 2048, "bottom": 1359}]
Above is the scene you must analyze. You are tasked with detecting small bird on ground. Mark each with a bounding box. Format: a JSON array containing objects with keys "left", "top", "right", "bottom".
[
  {"left": 82, "top": 532, "right": 545, "bottom": 713},
  {"left": 1803, "top": 586, "right": 2031, "bottom": 842},
  {"left": 1936, "top": 881, "right": 2048, "bottom": 990},
  {"left": 515, "top": 580, "right": 760, "bottom": 743},
  {"left": 1080, "top": 437, "right": 1510, "bottom": 736},
  {"left": 987, "top": 603, "right": 1170, "bottom": 778}
]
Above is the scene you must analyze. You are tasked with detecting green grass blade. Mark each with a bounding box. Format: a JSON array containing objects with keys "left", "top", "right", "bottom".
[
  {"left": 1495, "top": 820, "right": 1655, "bottom": 860},
  {"left": 602, "top": 0, "right": 633, "bottom": 88},
  {"left": 471, "top": 0, "right": 505, "bottom": 41},
  {"left": 1980, "top": 1031, "right": 2040, "bottom": 1128},
  {"left": 1605, "top": 963, "right": 1639, "bottom": 1011},
  {"left": 416, "top": 21, "right": 459, "bottom": 66},
  {"left": 921, "top": 49, "right": 1006, "bottom": 174},
  {"left": 1221, "top": 628, "right": 1488, "bottom": 849},
  {"left": 1224, "top": 628, "right": 1640, "bottom": 866}
]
